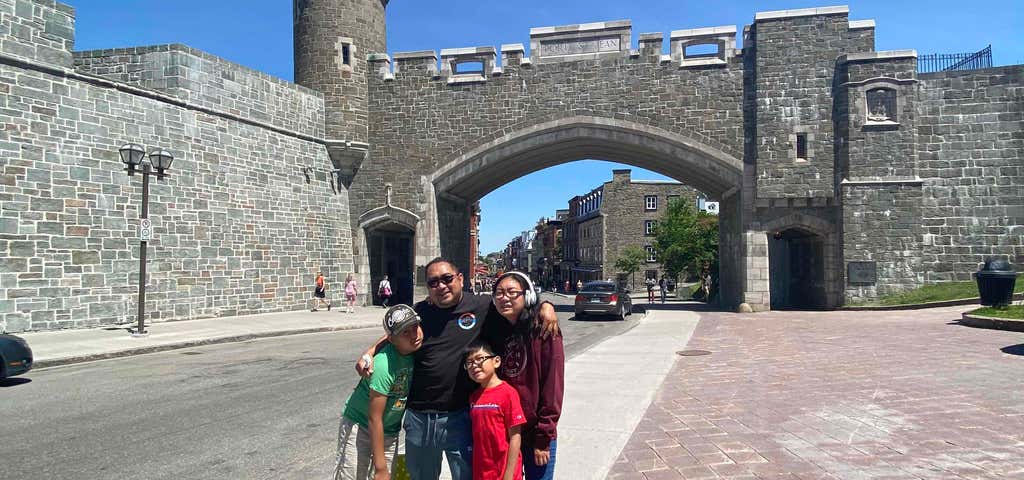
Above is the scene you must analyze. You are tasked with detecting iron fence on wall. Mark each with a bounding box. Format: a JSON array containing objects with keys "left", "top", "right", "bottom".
[{"left": 918, "top": 45, "right": 992, "bottom": 73}]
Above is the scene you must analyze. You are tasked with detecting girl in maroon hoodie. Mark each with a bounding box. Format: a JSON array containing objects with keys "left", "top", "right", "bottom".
[{"left": 485, "top": 271, "right": 565, "bottom": 480}]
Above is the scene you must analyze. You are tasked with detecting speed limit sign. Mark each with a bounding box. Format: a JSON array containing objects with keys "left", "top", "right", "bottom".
[{"left": 138, "top": 218, "right": 153, "bottom": 241}]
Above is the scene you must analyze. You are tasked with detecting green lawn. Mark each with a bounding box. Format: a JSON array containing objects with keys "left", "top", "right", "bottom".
[
  {"left": 970, "top": 305, "right": 1024, "bottom": 320},
  {"left": 849, "top": 279, "right": 1023, "bottom": 307}
]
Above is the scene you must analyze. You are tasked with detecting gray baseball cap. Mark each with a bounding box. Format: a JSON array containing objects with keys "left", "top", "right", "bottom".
[{"left": 383, "top": 304, "right": 421, "bottom": 336}]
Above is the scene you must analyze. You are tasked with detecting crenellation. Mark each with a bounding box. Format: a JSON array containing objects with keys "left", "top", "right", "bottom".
[
  {"left": 670, "top": 25, "right": 737, "bottom": 68},
  {"left": 500, "top": 43, "right": 526, "bottom": 66},
  {"left": 393, "top": 50, "right": 437, "bottom": 76},
  {"left": 439, "top": 46, "right": 496, "bottom": 84},
  {"left": 638, "top": 32, "right": 663, "bottom": 60}
]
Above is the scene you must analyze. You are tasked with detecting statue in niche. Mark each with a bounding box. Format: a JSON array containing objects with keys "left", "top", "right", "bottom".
[{"left": 866, "top": 88, "right": 897, "bottom": 123}]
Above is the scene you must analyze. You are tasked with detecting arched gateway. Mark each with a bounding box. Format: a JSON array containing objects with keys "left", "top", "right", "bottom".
[{"left": 293, "top": 1, "right": 1023, "bottom": 311}]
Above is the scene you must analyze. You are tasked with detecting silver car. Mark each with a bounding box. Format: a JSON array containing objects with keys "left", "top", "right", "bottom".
[{"left": 574, "top": 281, "right": 633, "bottom": 320}]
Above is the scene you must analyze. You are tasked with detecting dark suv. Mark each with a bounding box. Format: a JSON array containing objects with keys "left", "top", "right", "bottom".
[{"left": 574, "top": 281, "right": 633, "bottom": 320}]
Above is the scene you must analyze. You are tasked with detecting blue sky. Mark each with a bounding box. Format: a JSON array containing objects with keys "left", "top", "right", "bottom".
[{"left": 67, "top": 0, "right": 1022, "bottom": 254}]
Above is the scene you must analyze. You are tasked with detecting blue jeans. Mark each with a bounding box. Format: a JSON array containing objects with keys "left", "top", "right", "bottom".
[
  {"left": 523, "top": 440, "right": 556, "bottom": 480},
  {"left": 403, "top": 409, "right": 472, "bottom": 480}
]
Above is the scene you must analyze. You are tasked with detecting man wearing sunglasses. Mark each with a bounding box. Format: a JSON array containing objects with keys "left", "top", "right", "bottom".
[{"left": 356, "top": 257, "right": 558, "bottom": 480}]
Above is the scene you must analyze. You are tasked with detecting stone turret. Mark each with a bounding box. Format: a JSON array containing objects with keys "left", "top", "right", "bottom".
[{"left": 293, "top": 0, "right": 388, "bottom": 185}]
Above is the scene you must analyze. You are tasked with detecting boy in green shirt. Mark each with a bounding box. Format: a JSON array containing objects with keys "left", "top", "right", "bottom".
[{"left": 336, "top": 304, "right": 423, "bottom": 480}]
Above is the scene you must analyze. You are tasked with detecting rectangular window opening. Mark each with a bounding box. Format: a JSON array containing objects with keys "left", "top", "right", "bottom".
[
  {"left": 684, "top": 43, "right": 719, "bottom": 59},
  {"left": 341, "top": 44, "right": 352, "bottom": 66},
  {"left": 454, "top": 61, "right": 484, "bottom": 75},
  {"left": 645, "top": 195, "right": 658, "bottom": 211},
  {"left": 645, "top": 220, "right": 657, "bottom": 236},
  {"left": 645, "top": 246, "right": 657, "bottom": 262},
  {"left": 796, "top": 133, "right": 808, "bottom": 160}
]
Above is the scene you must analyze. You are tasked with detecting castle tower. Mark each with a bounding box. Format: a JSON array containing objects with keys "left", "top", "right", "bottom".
[{"left": 294, "top": 0, "right": 388, "bottom": 183}]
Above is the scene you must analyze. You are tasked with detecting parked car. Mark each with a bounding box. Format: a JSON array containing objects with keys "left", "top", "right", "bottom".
[
  {"left": 0, "top": 334, "right": 33, "bottom": 379},
  {"left": 574, "top": 281, "right": 633, "bottom": 320}
]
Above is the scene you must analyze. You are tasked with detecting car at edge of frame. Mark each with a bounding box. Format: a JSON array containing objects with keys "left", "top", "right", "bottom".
[{"left": 0, "top": 334, "right": 33, "bottom": 380}]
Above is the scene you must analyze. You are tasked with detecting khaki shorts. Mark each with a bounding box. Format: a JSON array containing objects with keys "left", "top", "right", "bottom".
[{"left": 335, "top": 417, "right": 401, "bottom": 480}]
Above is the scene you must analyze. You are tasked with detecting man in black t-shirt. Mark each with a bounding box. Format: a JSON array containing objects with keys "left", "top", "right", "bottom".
[{"left": 356, "top": 258, "right": 557, "bottom": 480}]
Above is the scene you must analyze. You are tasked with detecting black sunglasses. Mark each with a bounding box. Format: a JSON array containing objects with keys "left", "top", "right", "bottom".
[{"left": 427, "top": 273, "right": 457, "bottom": 289}]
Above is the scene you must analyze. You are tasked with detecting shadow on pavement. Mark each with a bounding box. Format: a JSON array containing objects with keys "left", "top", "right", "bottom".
[
  {"left": 0, "top": 377, "right": 32, "bottom": 387},
  {"left": 1001, "top": 344, "right": 1024, "bottom": 356}
]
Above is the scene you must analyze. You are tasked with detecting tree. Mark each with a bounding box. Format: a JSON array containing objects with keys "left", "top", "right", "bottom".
[
  {"left": 654, "top": 200, "right": 719, "bottom": 300},
  {"left": 614, "top": 245, "right": 648, "bottom": 290}
]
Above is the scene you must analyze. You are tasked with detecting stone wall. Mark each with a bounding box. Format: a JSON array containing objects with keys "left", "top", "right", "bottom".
[
  {"left": 917, "top": 66, "right": 1024, "bottom": 281},
  {"left": 0, "top": 0, "right": 73, "bottom": 67},
  {"left": 752, "top": 8, "right": 850, "bottom": 199},
  {"left": 0, "top": 2, "right": 351, "bottom": 333},
  {"left": 73, "top": 44, "right": 325, "bottom": 136}
]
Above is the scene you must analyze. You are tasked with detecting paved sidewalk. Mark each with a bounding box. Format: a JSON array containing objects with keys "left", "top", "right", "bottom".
[
  {"left": 20, "top": 306, "right": 385, "bottom": 368},
  {"left": 608, "top": 305, "right": 1024, "bottom": 479}
]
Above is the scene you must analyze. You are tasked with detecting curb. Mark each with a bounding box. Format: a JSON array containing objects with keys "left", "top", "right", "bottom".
[
  {"left": 33, "top": 321, "right": 380, "bottom": 370},
  {"left": 960, "top": 312, "right": 1024, "bottom": 332},
  {"left": 841, "top": 292, "right": 1023, "bottom": 311}
]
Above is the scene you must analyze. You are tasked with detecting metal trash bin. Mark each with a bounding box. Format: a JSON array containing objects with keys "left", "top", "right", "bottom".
[{"left": 975, "top": 258, "right": 1017, "bottom": 307}]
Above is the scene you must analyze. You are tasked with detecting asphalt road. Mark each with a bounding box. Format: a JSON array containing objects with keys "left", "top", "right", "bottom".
[{"left": 0, "top": 293, "right": 639, "bottom": 480}]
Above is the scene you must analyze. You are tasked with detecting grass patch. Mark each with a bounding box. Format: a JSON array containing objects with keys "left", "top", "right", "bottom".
[
  {"left": 849, "top": 279, "right": 1022, "bottom": 307},
  {"left": 970, "top": 305, "right": 1024, "bottom": 320}
]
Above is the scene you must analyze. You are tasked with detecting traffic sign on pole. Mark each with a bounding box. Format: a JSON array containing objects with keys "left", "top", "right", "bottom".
[{"left": 139, "top": 218, "right": 153, "bottom": 241}]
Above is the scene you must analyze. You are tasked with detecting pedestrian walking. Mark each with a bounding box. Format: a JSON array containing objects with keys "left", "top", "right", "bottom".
[
  {"left": 345, "top": 273, "right": 359, "bottom": 313},
  {"left": 563, "top": 280, "right": 569, "bottom": 293},
  {"left": 378, "top": 275, "right": 393, "bottom": 308},
  {"left": 313, "top": 271, "right": 332, "bottom": 312},
  {"left": 658, "top": 277, "right": 667, "bottom": 304},
  {"left": 645, "top": 277, "right": 656, "bottom": 303},
  {"left": 335, "top": 304, "right": 423, "bottom": 480},
  {"left": 575, "top": 280, "right": 582, "bottom": 292}
]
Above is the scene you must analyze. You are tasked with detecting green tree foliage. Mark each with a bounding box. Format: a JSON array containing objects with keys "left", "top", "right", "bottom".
[
  {"left": 654, "top": 200, "right": 719, "bottom": 298},
  {"left": 613, "top": 245, "right": 648, "bottom": 288}
]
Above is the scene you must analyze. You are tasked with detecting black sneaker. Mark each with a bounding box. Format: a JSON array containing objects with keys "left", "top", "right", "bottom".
[{"left": 327, "top": 303, "right": 332, "bottom": 311}]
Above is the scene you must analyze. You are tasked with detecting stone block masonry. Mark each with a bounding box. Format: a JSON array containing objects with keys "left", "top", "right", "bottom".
[
  {"left": 0, "top": 1, "right": 352, "bottom": 332},
  {"left": 917, "top": 66, "right": 1024, "bottom": 281}
]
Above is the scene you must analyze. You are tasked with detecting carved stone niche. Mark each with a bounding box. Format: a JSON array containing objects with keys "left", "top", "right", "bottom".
[
  {"left": 529, "top": 20, "right": 631, "bottom": 65},
  {"left": 865, "top": 87, "right": 898, "bottom": 124}
]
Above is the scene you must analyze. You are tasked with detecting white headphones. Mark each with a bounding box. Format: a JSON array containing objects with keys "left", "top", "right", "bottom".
[{"left": 494, "top": 271, "right": 538, "bottom": 308}]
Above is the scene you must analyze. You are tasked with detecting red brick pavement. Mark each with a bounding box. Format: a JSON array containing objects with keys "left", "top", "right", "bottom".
[{"left": 607, "top": 306, "right": 1024, "bottom": 480}]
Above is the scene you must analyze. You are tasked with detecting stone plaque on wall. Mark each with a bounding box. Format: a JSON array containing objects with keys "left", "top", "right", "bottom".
[
  {"left": 540, "top": 36, "right": 620, "bottom": 58},
  {"left": 847, "top": 262, "right": 878, "bottom": 285}
]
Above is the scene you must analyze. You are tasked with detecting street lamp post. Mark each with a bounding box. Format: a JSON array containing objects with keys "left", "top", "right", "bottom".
[{"left": 119, "top": 144, "right": 174, "bottom": 337}]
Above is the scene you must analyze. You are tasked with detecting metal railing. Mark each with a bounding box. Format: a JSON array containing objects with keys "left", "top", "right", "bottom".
[{"left": 918, "top": 45, "right": 992, "bottom": 73}]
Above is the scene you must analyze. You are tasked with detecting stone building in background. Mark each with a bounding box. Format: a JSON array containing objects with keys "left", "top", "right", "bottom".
[
  {"left": 0, "top": 0, "right": 1020, "bottom": 332},
  {"left": 561, "top": 170, "right": 699, "bottom": 292}
]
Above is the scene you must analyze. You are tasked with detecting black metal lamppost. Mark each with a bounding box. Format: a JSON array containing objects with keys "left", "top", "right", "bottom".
[{"left": 119, "top": 144, "right": 174, "bottom": 337}]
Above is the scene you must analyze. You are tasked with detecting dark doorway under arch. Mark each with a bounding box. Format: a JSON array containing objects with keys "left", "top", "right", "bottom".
[
  {"left": 769, "top": 228, "right": 826, "bottom": 310},
  {"left": 367, "top": 224, "right": 415, "bottom": 307}
]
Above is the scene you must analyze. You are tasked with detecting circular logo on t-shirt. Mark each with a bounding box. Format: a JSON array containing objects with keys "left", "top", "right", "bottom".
[
  {"left": 458, "top": 313, "right": 477, "bottom": 330},
  {"left": 500, "top": 335, "right": 527, "bottom": 378}
]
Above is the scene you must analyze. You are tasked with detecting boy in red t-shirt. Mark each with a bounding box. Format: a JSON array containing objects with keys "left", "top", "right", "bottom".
[{"left": 465, "top": 341, "right": 526, "bottom": 480}]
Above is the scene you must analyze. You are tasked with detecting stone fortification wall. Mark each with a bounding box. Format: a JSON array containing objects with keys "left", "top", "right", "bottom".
[
  {"left": 0, "top": 0, "right": 73, "bottom": 67},
  {"left": 73, "top": 44, "right": 326, "bottom": 137},
  {"left": 752, "top": 7, "right": 853, "bottom": 199},
  {"left": 358, "top": 32, "right": 746, "bottom": 235},
  {"left": 0, "top": 1, "right": 351, "bottom": 333},
  {"left": 917, "top": 65, "right": 1024, "bottom": 281}
]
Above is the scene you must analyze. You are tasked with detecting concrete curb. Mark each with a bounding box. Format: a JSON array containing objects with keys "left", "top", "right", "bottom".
[
  {"left": 960, "top": 312, "right": 1024, "bottom": 332},
  {"left": 841, "top": 292, "right": 1023, "bottom": 311},
  {"left": 33, "top": 321, "right": 380, "bottom": 370}
]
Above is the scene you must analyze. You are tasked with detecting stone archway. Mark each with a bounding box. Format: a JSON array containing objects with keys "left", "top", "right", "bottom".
[
  {"left": 419, "top": 116, "right": 752, "bottom": 308},
  {"left": 355, "top": 187, "right": 420, "bottom": 306}
]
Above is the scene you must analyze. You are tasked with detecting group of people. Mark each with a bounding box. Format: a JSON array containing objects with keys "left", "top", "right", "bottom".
[
  {"left": 644, "top": 276, "right": 669, "bottom": 304},
  {"left": 334, "top": 258, "right": 565, "bottom": 480},
  {"left": 312, "top": 272, "right": 395, "bottom": 313}
]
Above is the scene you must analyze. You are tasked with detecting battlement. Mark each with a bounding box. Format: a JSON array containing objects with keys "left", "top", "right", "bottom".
[
  {"left": 369, "top": 5, "right": 872, "bottom": 85},
  {"left": 0, "top": 0, "right": 75, "bottom": 67}
]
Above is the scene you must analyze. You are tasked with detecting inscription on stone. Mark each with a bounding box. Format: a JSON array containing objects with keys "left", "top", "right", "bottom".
[
  {"left": 847, "top": 262, "right": 877, "bottom": 285},
  {"left": 541, "top": 36, "right": 620, "bottom": 57}
]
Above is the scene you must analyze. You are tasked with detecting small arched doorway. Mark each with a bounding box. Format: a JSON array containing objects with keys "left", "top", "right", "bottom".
[
  {"left": 769, "top": 228, "right": 827, "bottom": 310},
  {"left": 366, "top": 223, "right": 415, "bottom": 306}
]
